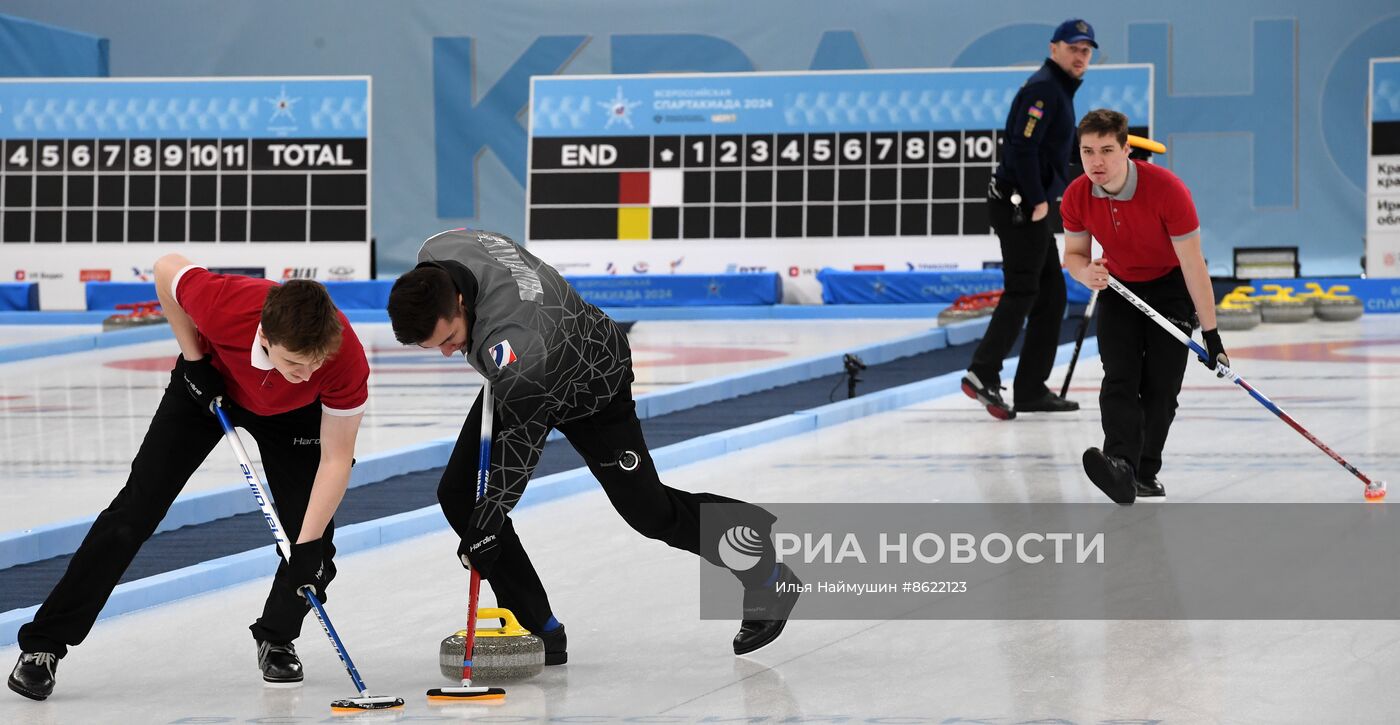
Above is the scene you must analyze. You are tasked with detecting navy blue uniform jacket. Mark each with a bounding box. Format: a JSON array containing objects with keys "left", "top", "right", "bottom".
[{"left": 992, "top": 59, "right": 1083, "bottom": 208}]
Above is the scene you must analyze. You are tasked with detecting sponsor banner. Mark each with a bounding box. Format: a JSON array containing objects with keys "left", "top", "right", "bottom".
[
  {"left": 1, "top": 244, "right": 369, "bottom": 310},
  {"left": 1249, "top": 276, "right": 1400, "bottom": 313},
  {"left": 529, "top": 237, "right": 1006, "bottom": 304},
  {"left": 701, "top": 503, "right": 1400, "bottom": 620},
  {"left": 567, "top": 273, "right": 780, "bottom": 307},
  {"left": 819, "top": 268, "right": 1093, "bottom": 304}
]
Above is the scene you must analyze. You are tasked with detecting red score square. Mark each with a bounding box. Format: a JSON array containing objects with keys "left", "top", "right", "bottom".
[{"left": 618, "top": 171, "right": 650, "bottom": 204}]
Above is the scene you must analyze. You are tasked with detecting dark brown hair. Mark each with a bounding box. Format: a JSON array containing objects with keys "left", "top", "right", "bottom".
[
  {"left": 387, "top": 266, "right": 460, "bottom": 345},
  {"left": 260, "top": 279, "right": 343, "bottom": 360},
  {"left": 1077, "top": 108, "right": 1129, "bottom": 146}
]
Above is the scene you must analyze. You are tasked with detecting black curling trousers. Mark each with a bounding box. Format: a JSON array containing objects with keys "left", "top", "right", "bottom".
[
  {"left": 437, "top": 380, "right": 778, "bottom": 635},
  {"left": 18, "top": 367, "right": 334, "bottom": 658},
  {"left": 1096, "top": 267, "right": 1195, "bottom": 480},
  {"left": 968, "top": 193, "right": 1067, "bottom": 402}
]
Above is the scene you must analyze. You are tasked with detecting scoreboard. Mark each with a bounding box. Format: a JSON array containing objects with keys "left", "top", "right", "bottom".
[
  {"left": 1367, "top": 58, "right": 1400, "bottom": 277},
  {"left": 0, "top": 77, "right": 370, "bottom": 309},
  {"left": 527, "top": 67, "right": 1151, "bottom": 302}
]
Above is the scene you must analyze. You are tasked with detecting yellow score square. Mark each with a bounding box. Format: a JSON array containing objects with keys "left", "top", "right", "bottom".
[{"left": 617, "top": 207, "right": 650, "bottom": 240}]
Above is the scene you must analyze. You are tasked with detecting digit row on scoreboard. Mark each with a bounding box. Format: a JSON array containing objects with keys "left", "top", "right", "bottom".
[
  {"left": 2, "top": 138, "right": 366, "bottom": 172},
  {"left": 531, "top": 131, "right": 999, "bottom": 169},
  {"left": 528, "top": 131, "right": 1004, "bottom": 241}
]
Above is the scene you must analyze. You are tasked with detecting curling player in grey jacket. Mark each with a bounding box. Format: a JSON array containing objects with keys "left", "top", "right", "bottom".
[{"left": 387, "top": 228, "right": 800, "bottom": 658}]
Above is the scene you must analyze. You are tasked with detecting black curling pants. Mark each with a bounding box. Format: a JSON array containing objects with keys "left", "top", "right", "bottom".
[
  {"left": 437, "top": 379, "right": 777, "bottom": 635},
  {"left": 18, "top": 367, "right": 334, "bottom": 658},
  {"left": 968, "top": 193, "right": 1067, "bottom": 403},
  {"left": 1096, "top": 268, "right": 1195, "bottom": 480}
]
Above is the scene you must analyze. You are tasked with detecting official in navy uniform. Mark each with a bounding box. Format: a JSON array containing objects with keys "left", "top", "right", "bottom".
[{"left": 962, "top": 18, "right": 1096, "bottom": 420}]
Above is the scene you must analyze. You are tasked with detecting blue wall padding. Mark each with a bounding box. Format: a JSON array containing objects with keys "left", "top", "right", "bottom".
[
  {"left": 0, "top": 283, "right": 39, "bottom": 311},
  {"left": 818, "top": 269, "right": 1092, "bottom": 304}
]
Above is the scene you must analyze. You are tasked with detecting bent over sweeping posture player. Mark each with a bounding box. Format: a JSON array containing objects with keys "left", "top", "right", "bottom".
[
  {"left": 9, "top": 257, "right": 368, "bottom": 701},
  {"left": 1062, "top": 109, "right": 1228, "bottom": 504},
  {"left": 387, "top": 228, "right": 800, "bottom": 660}
]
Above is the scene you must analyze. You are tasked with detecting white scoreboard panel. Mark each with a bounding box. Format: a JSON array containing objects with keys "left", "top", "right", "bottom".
[
  {"left": 1367, "top": 58, "right": 1400, "bottom": 277},
  {"left": 0, "top": 77, "right": 371, "bottom": 309},
  {"left": 527, "top": 66, "right": 1152, "bottom": 302}
]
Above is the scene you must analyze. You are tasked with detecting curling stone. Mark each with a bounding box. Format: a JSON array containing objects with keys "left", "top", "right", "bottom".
[
  {"left": 936, "top": 290, "right": 999, "bottom": 326},
  {"left": 102, "top": 301, "right": 169, "bottom": 332},
  {"left": 1294, "top": 282, "right": 1328, "bottom": 311},
  {"left": 1215, "top": 289, "right": 1261, "bottom": 331},
  {"left": 101, "top": 313, "right": 136, "bottom": 332},
  {"left": 1314, "top": 284, "right": 1364, "bottom": 322},
  {"left": 438, "top": 607, "right": 545, "bottom": 682},
  {"left": 937, "top": 294, "right": 980, "bottom": 326},
  {"left": 1256, "top": 284, "right": 1313, "bottom": 323}
]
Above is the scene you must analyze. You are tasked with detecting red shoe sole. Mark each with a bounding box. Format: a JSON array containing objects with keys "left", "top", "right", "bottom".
[{"left": 962, "top": 380, "right": 1014, "bottom": 420}]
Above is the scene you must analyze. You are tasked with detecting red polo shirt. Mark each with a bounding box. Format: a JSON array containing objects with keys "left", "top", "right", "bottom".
[
  {"left": 171, "top": 266, "right": 369, "bottom": 417},
  {"left": 1060, "top": 159, "right": 1200, "bottom": 283}
]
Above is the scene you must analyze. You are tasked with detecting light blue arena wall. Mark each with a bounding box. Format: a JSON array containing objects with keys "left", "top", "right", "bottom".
[
  {"left": 0, "top": 12, "right": 107, "bottom": 76},
  {"left": 1, "top": 2, "right": 1397, "bottom": 277}
]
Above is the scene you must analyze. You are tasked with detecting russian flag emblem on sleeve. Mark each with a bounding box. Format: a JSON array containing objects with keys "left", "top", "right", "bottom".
[{"left": 489, "top": 340, "right": 518, "bottom": 369}]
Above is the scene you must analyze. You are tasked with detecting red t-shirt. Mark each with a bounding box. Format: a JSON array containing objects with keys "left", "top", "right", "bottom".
[
  {"left": 172, "top": 266, "right": 369, "bottom": 417},
  {"left": 1060, "top": 159, "right": 1201, "bottom": 282}
]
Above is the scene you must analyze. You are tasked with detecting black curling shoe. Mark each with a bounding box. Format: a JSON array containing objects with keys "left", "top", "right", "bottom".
[
  {"left": 537, "top": 623, "right": 568, "bottom": 665},
  {"left": 256, "top": 639, "right": 303, "bottom": 684},
  {"left": 8, "top": 651, "right": 58, "bottom": 701},
  {"left": 1083, "top": 447, "right": 1136, "bottom": 505},
  {"left": 734, "top": 564, "right": 802, "bottom": 655},
  {"left": 1135, "top": 476, "right": 1166, "bottom": 498},
  {"left": 1014, "top": 391, "right": 1080, "bottom": 413}
]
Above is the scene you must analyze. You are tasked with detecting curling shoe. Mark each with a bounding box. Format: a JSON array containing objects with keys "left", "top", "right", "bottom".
[
  {"left": 1135, "top": 475, "right": 1166, "bottom": 498},
  {"left": 1082, "top": 447, "right": 1136, "bottom": 505},
  {"left": 1014, "top": 391, "right": 1079, "bottom": 413},
  {"left": 256, "top": 639, "right": 303, "bottom": 684},
  {"left": 734, "top": 564, "right": 802, "bottom": 655},
  {"left": 8, "top": 651, "right": 57, "bottom": 701},
  {"left": 961, "top": 371, "right": 1015, "bottom": 420},
  {"left": 537, "top": 623, "right": 568, "bottom": 665}
]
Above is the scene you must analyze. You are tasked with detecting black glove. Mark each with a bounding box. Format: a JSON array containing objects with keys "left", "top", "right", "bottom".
[
  {"left": 1200, "top": 328, "right": 1229, "bottom": 377},
  {"left": 457, "top": 526, "right": 501, "bottom": 578},
  {"left": 288, "top": 539, "right": 330, "bottom": 601},
  {"left": 175, "top": 354, "right": 225, "bottom": 414}
]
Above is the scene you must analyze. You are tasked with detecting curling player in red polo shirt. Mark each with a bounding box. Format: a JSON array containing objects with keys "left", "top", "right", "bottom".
[
  {"left": 1062, "top": 109, "right": 1228, "bottom": 505},
  {"left": 9, "top": 254, "right": 369, "bottom": 701}
]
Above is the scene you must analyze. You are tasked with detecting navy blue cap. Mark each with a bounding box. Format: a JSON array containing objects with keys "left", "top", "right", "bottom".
[{"left": 1051, "top": 18, "right": 1097, "bottom": 48}]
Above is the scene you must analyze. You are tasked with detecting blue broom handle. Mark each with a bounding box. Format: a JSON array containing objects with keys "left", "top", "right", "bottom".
[{"left": 212, "top": 399, "right": 370, "bottom": 696}]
